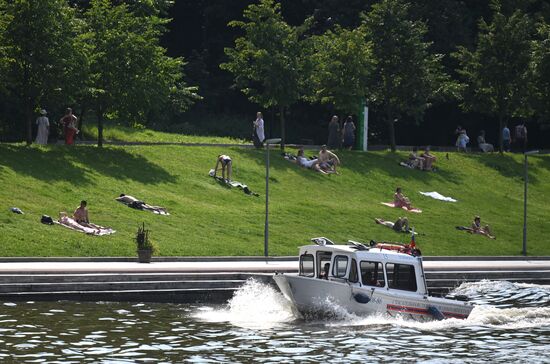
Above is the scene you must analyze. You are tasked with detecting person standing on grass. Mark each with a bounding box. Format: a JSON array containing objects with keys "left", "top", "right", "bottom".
[
  {"left": 342, "top": 115, "right": 356, "bottom": 150},
  {"left": 502, "top": 124, "right": 511, "bottom": 152},
  {"left": 35, "top": 109, "right": 50, "bottom": 145},
  {"left": 514, "top": 122, "right": 528, "bottom": 153},
  {"left": 60, "top": 108, "right": 78, "bottom": 145},
  {"left": 327, "top": 115, "right": 340, "bottom": 149},
  {"left": 253, "top": 112, "right": 265, "bottom": 148}
]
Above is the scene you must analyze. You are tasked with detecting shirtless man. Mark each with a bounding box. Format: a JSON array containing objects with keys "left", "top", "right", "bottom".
[
  {"left": 73, "top": 200, "right": 89, "bottom": 224},
  {"left": 317, "top": 145, "right": 341, "bottom": 174},
  {"left": 394, "top": 187, "right": 412, "bottom": 209},
  {"left": 116, "top": 194, "right": 167, "bottom": 214}
]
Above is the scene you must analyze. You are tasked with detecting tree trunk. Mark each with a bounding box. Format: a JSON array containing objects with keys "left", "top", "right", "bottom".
[
  {"left": 279, "top": 105, "right": 285, "bottom": 150},
  {"left": 498, "top": 114, "right": 504, "bottom": 154},
  {"left": 77, "top": 104, "right": 87, "bottom": 141},
  {"left": 25, "top": 97, "right": 33, "bottom": 146},
  {"left": 386, "top": 108, "right": 396, "bottom": 152},
  {"left": 97, "top": 106, "right": 103, "bottom": 148}
]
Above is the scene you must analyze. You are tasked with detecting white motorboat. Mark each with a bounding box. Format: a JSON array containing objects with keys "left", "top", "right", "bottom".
[{"left": 273, "top": 237, "right": 473, "bottom": 321}]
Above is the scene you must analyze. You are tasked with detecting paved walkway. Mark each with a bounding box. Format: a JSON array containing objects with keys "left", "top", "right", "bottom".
[{"left": 1, "top": 259, "right": 549, "bottom": 274}]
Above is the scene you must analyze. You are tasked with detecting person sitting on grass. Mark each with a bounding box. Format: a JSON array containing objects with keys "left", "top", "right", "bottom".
[
  {"left": 420, "top": 146, "right": 437, "bottom": 171},
  {"left": 394, "top": 187, "right": 412, "bottom": 209},
  {"left": 296, "top": 148, "right": 326, "bottom": 174},
  {"left": 214, "top": 154, "right": 232, "bottom": 181},
  {"left": 407, "top": 147, "right": 425, "bottom": 170},
  {"left": 73, "top": 200, "right": 90, "bottom": 224},
  {"left": 116, "top": 194, "right": 168, "bottom": 214},
  {"left": 471, "top": 215, "right": 495, "bottom": 239},
  {"left": 375, "top": 217, "right": 410, "bottom": 233},
  {"left": 317, "top": 145, "right": 341, "bottom": 174}
]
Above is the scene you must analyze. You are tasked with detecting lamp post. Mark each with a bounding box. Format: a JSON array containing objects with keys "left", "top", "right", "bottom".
[
  {"left": 264, "top": 138, "right": 282, "bottom": 258},
  {"left": 523, "top": 150, "right": 539, "bottom": 256}
]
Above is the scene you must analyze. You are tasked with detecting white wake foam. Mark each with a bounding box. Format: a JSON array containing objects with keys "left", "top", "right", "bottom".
[{"left": 192, "top": 279, "right": 297, "bottom": 329}]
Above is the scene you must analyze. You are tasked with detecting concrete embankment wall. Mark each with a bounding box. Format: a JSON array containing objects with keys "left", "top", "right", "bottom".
[{"left": 0, "top": 257, "right": 548, "bottom": 303}]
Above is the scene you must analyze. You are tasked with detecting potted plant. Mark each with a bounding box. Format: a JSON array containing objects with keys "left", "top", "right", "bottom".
[{"left": 135, "top": 223, "right": 157, "bottom": 263}]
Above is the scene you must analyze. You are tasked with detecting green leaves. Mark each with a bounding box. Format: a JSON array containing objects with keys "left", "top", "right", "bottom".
[{"left": 454, "top": 6, "right": 534, "bottom": 150}]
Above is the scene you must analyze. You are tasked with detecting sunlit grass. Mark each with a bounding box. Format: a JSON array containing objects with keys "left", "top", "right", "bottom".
[{"left": 1, "top": 143, "right": 548, "bottom": 257}]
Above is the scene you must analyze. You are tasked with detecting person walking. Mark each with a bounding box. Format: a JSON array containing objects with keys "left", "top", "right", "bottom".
[
  {"left": 253, "top": 112, "right": 265, "bottom": 148},
  {"left": 60, "top": 108, "right": 78, "bottom": 145},
  {"left": 327, "top": 115, "right": 340, "bottom": 149},
  {"left": 35, "top": 109, "right": 50, "bottom": 145}
]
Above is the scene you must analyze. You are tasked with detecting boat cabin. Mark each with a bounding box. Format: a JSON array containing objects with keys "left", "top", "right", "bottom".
[{"left": 298, "top": 241, "right": 428, "bottom": 295}]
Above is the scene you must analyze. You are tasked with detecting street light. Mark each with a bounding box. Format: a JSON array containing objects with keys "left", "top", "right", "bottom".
[
  {"left": 523, "top": 150, "right": 539, "bottom": 256},
  {"left": 264, "top": 138, "right": 282, "bottom": 258}
]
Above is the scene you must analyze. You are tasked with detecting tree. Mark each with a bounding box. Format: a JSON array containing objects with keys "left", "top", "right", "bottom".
[
  {"left": 221, "top": 0, "right": 304, "bottom": 147},
  {"left": 0, "top": 0, "right": 77, "bottom": 145},
  {"left": 306, "top": 24, "right": 372, "bottom": 117},
  {"left": 455, "top": 4, "right": 534, "bottom": 152},
  {"left": 532, "top": 22, "right": 550, "bottom": 124},
  {"left": 81, "top": 0, "right": 199, "bottom": 146},
  {"left": 364, "top": 0, "right": 453, "bottom": 151}
]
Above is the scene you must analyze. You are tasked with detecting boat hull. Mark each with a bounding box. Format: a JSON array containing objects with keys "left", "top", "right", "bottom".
[{"left": 273, "top": 274, "right": 473, "bottom": 321}]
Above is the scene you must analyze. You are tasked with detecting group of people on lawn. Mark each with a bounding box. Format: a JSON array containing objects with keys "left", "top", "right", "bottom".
[{"left": 35, "top": 108, "right": 79, "bottom": 146}]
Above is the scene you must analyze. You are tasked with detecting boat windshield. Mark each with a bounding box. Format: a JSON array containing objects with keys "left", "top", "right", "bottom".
[{"left": 386, "top": 263, "right": 418, "bottom": 292}]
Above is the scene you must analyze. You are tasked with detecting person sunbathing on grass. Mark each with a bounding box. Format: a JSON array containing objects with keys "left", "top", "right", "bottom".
[
  {"left": 317, "top": 145, "right": 340, "bottom": 174},
  {"left": 73, "top": 200, "right": 89, "bottom": 224},
  {"left": 116, "top": 194, "right": 168, "bottom": 214},
  {"left": 394, "top": 187, "right": 412, "bottom": 209},
  {"left": 375, "top": 217, "right": 410, "bottom": 233},
  {"left": 471, "top": 216, "right": 495, "bottom": 239},
  {"left": 296, "top": 148, "right": 326, "bottom": 174},
  {"left": 59, "top": 212, "right": 102, "bottom": 234}
]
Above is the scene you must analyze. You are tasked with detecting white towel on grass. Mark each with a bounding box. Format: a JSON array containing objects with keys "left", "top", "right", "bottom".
[{"left": 419, "top": 191, "right": 457, "bottom": 202}]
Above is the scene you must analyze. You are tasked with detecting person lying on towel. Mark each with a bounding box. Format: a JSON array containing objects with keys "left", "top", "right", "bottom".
[
  {"left": 116, "top": 194, "right": 168, "bottom": 215},
  {"left": 58, "top": 212, "right": 113, "bottom": 235}
]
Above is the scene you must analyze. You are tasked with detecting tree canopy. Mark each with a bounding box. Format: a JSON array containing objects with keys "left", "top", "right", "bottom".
[{"left": 455, "top": 5, "right": 534, "bottom": 151}]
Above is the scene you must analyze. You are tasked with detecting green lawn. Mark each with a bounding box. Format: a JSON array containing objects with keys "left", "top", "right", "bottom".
[
  {"left": 82, "top": 124, "right": 247, "bottom": 144},
  {"left": 0, "top": 143, "right": 548, "bottom": 257}
]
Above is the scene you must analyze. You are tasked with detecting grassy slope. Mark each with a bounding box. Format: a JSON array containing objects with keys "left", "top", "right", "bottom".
[
  {"left": 0, "top": 143, "right": 548, "bottom": 257},
  {"left": 82, "top": 124, "right": 246, "bottom": 144}
]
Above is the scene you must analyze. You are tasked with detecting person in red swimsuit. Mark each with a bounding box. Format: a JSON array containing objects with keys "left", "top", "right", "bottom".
[{"left": 60, "top": 108, "right": 78, "bottom": 145}]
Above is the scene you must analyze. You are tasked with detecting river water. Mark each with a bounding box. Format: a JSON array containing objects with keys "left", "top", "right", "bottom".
[{"left": 0, "top": 280, "right": 549, "bottom": 363}]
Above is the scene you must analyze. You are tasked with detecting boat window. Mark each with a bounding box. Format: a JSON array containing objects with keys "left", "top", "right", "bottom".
[
  {"left": 360, "top": 261, "right": 384, "bottom": 287},
  {"left": 333, "top": 255, "right": 348, "bottom": 278},
  {"left": 349, "top": 259, "right": 359, "bottom": 283},
  {"left": 386, "top": 263, "right": 417, "bottom": 292},
  {"left": 317, "top": 251, "right": 332, "bottom": 279},
  {"left": 299, "top": 254, "right": 314, "bottom": 277}
]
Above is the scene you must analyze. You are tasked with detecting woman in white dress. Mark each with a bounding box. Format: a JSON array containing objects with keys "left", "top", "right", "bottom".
[
  {"left": 35, "top": 109, "right": 50, "bottom": 145},
  {"left": 253, "top": 112, "right": 265, "bottom": 144}
]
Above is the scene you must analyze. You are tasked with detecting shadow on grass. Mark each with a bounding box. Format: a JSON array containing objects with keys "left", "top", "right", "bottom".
[
  {"left": 0, "top": 145, "right": 176, "bottom": 185},
  {"left": 463, "top": 153, "right": 539, "bottom": 184}
]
